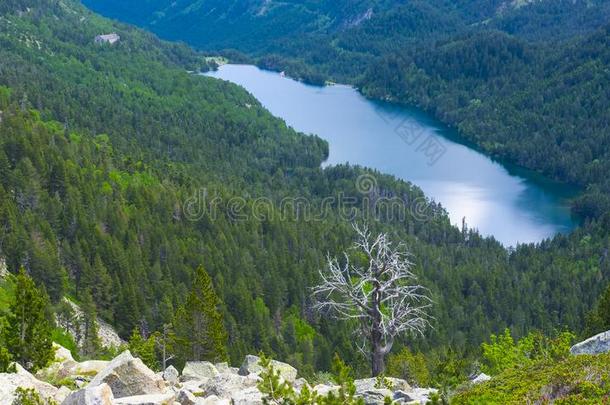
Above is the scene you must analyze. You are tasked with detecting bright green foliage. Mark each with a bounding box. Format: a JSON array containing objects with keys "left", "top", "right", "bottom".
[
  {"left": 257, "top": 353, "right": 366, "bottom": 404},
  {"left": 481, "top": 329, "right": 575, "bottom": 376},
  {"left": 329, "top": 353, "right": 363, "bottom": 403},
  {"left": 453, "top": 352, "right": 610, "bottom": 404},
  {"left": 12, "top": 387, "right": 55, "bottom": 405},
  {"left": 0, "top": 345, "right": 15, "bottom": 373},
  {"left": 128, "top": 328, "right": 160, "bottom": 371},
  {"left": 172, "top": 266, "right": 227, "bottom": 364},
  {"left": 481, "top": 329, "right": 524, "bottom": 376},
  {"left": 257, "top": 353, "right": 300, "bottom": 404},
  {"left": 2, "top": 268, "right": 54, "bottom": 372},
  {"left": 386, "top": 347, "right": 430, "bottom": 387},
  {"left": 50, "top": 328, "right": 79, "bottom": 361}
]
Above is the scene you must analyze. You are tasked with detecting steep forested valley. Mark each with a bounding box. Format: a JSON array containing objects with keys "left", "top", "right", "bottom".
[
  {"left": 83, "top": 0, "right": 610, "bottom": 218},
  {"left": 1, "top": 0, "right": 610, "bottom": 403}
]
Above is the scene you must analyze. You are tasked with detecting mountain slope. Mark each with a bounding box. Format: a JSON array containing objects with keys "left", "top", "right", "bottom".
[
  {"left": 1, "top": 0, "right": 610, "bottom": 378},
  {"left": 82, "top": 0, "right": 610, "bottom": 218}
]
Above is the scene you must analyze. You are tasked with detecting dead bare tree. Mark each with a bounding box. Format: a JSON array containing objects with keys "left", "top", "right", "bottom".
[{"left": 313, "top": 224, "right": 432, "bottom": 376}]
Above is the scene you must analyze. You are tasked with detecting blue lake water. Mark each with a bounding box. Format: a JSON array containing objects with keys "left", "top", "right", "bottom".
[{"left": 204, "top": 64, "right": 578, "bottom": 246}]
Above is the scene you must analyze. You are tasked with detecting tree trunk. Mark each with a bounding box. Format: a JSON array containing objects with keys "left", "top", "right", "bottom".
[
  {"left": 371, "top": 275, "right": 385, "bottom": 376},
  {"left": 371, "top": 298, "right": 385, "bottom": 376},
  {"left": 372, "top": 345, "right": 385, "bottom": 377}
]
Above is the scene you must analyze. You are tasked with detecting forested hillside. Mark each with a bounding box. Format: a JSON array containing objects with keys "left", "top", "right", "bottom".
[
  {"left": 1, "top": 0, "right": 610, "bottom": 383},
  {"left": 83, "top": 0, "right": 610, "bottom": 219}
]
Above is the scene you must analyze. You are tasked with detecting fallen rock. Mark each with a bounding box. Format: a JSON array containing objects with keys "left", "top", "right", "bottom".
[
  {"left": 214, "top": 362, "right": 230, "bottom": 373},
  {"left": 293, "top": 377, "right": 310, "bottom": 392},
  {"left": 214, "top": 362, "right": 238, "bottom": 374},
  {"left": 180, "top": 379, "right": 207, "bottom": 396},
  {"left": 238, "top": 355, "right": 297, "bottom": 383},
  {"left": 393, "top": 388, "right": 438, "bottom": 404},
  {"left": 181, "top": 361, "right": 219, "bottom": 381},
  {"left": 163, "top": 365, "right": 179, "bottom": 385},
  {"left": 89, "top": 350, "right": 165, "bottom": 398},
  {"left": 113, "top": 392, "right": 176, "bottom": 405},
  {"left": 53, "top": 343, "right": 75, "bottom": 363},
  {"left": 0, "top": 364, "right": 59, "bottom": 403},
  {"left": 359, "top": 389, "right": 393, "bottom": 405},
  {"left": 354, "top": 377, "right": 410, "bottom": 393},
  {"left": 471, "top": 373, "right": 491, "bottom": 384},
  {"left": 199, "top": 395, "right": 231, "bottom": 405},
  {"left": 176, "top": 389, "right": 197, "bottom": 405},
  {"left": 571, "top": 330, "right": 610, "bottom": 355},
  {"left": 201, "top": 373, "right": 260, "bottom": 398},
  {"left": 230, "top": 387, "right": 263, "bottom": 405},
  {"left": 73, "top": 360, "right": 110, "bottom": 375},
  {"left": 54, "top": 386, "right": 73, "bottom": 403},
  {"left": 62, "top": 383, "right": 114, "bottom": 405},
  {"left": 312, "top": 384, "right": 340, "bottom": 396}
]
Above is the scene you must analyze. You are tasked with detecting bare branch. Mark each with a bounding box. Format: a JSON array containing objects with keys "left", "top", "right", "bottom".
[{"left": 312, "top": 223, "right": 433, "bottom": 375}]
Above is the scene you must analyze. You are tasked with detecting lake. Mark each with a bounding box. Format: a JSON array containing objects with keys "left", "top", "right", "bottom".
[{"left": 204, "top": 64, "right": 578, "bottom": 246}]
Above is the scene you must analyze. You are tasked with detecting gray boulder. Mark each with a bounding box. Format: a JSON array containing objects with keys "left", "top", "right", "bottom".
[
  {"left": 201, "top": 373, "right": 260, "bottom": 398},
  {"left": 571, "top": 330, "right": 610, "bottom": 355},
  {"left": 471, "top": 373, "right": 491, "bottom": 384},
  {"left": 182, "top": 361, "right": 219, "bottom": 381},
  {"left": 230, "top": 387, "right": 263, "bottom": 405},
  {"left": 55, "top": 386, "right": 73, "bottom": 403},
  {"left": 62, "top": 383, "right": 114, "bottom": 405},
  {"left": 354, "top": 377, "right": 410, "bottom": 393},
  {"left": 180, "top": 380, "right": 207, "bottom": 396},
  {"left": 214, "top": 362, "right": 230, "bottom": 374},
  {"left": 163, "top": 365, "right": 179, "bottom": 385},
  {"left": 0, "top": 364, "right": 59, "bottom": 403},
  {"left": 112, "top": 392, "right": 176, "bottom": 405},
  {"left": 198, "top": 395, "right": 231, "bottom": 405},
  {"left": 176, "top": 389, "right": 197, "bottom": 405},
  {"left": 393, "top": 388, "right": 438, "bottom": 404},
  {"left": 293, "top": 377, "right": 310, "bottom": 392},
  {"left": 89, "top": 351, "right": 166, "bottom": 398},
  {"left": 312, "top": 384, "right": 340, "bottom": 396},
  {"left": 358, "top": 389, "right": 393, "bottom": 405},
  {"left": 238, "top": 355, "right": 297, "bottom": 383}
]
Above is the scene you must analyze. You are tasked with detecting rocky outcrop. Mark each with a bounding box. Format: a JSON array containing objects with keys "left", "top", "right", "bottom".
[
  {"left": 89, "top": 351, "right": 166, "bottom": 398},
  {"left": 570, "top": 330, "right": 610, "bottom": 355},
  {"left": 63, "top": 298, "right": 124, "bottom": 349},
  {"left": 239, "top": 354, "right": 297, "bottom": 383}
]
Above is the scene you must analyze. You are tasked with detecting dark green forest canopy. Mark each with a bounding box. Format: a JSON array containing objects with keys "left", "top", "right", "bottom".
[
  {"left": 82, "top": 0, "right": 610, "bottom": 219},
  {"left": 0, "top": 0, "right": 609, "bottom": 375}
]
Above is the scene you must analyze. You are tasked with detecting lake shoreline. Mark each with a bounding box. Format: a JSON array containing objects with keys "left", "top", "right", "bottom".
[{"left": 204, "top": 64, "right": 580, "bottom": 246}]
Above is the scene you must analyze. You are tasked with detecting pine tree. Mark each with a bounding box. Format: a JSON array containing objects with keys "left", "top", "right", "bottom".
[
  {"left": 128, "top": 327, "right": 160, "bottom": 371},
  {"left": 79, "top": 289, "right": 101, "bottom": 357},
  {"left": 173, "top": 265, "right": 227, "bottom": 364},
  {"left": 3, "top": 268, "right": 54, "bottom": 372}
]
